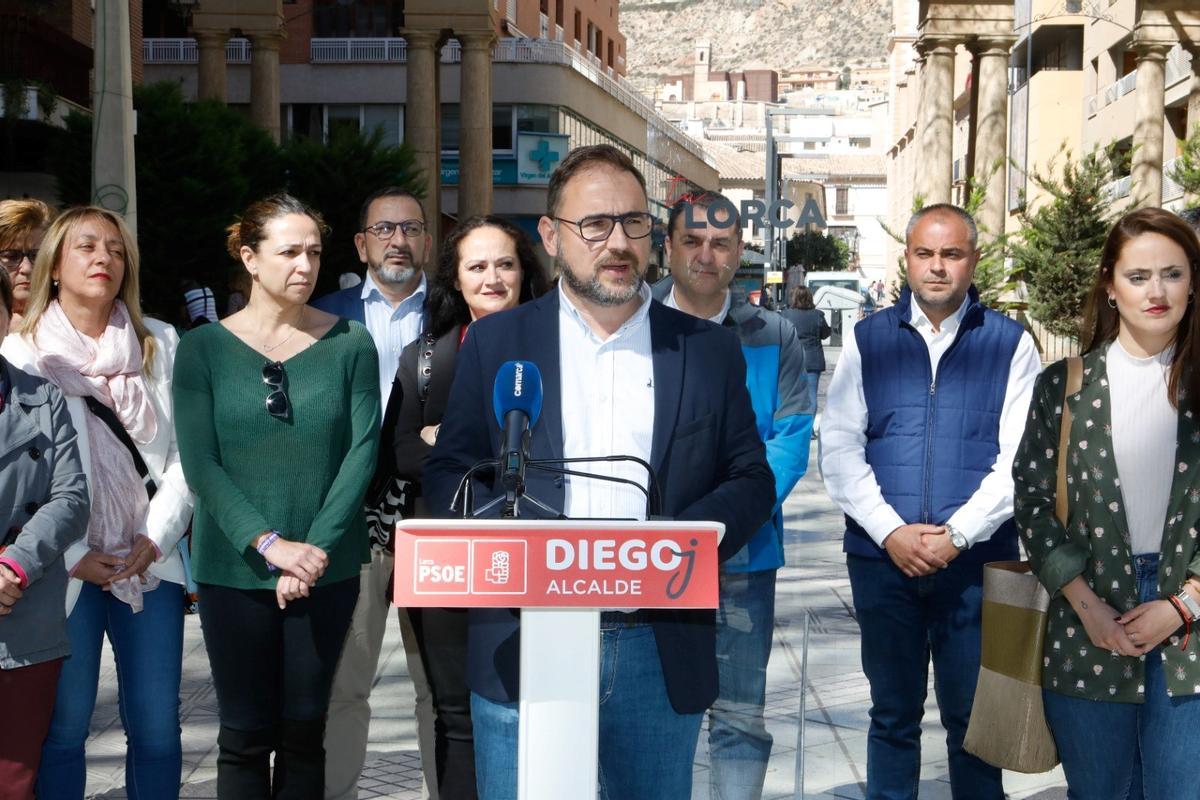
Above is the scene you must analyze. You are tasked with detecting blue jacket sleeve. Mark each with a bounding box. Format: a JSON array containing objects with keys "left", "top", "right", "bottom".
[{"left": 764, "top": 319, "right": 812, "bottom": 513}]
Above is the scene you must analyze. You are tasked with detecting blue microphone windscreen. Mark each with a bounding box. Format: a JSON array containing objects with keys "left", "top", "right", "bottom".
[{"left": 492, "top": 360, "right": 543, "bottom": 427}]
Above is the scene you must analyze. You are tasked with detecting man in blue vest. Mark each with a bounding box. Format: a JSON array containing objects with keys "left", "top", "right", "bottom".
[
  {"left": 653, "top": 192, "right": 812, "bottom": 800},
  {"left": 820, "top": 204, "right": 1041, "bottom": 799}
]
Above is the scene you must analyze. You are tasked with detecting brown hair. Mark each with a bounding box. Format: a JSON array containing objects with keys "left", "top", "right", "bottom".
[
  {"left": 1082, "top": 207, "right": 1200, "bottom": 411},
  {"left": 226, "top": 193, "right": 329, "bottom": 261},
  {"left": 428, "top": 215, "right": 550, "bottom": 338},
  {"left": 789, "top": 285, "right": 815, "bottom": 310},
  {"left": 18, "top": 206, "right": 157, "bottom": 374},
  {"left": 545, "top": 144, "right": 647, "bottom": 217},
  {"left": 0, "top": 198, "right": 53, "bottom": 250}
]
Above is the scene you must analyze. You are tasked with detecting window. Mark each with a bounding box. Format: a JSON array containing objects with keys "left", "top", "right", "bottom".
[
  {"left": 441, "top": 104, "right": 460, "bottom": 151},
  {"left": 494, "top": 104, "right": 514, "bottom": 152},
  {"left": 326, "top": 105, "right": 361, "bottom": 140},
  {"left": 836, "top": 187, "right": 849, "bottom": 216},
  {"left": 607, "top": 39, "right": 614, "bottom": 68},
  {"left": 517, "top": 105, "right": 557, "bottom": 134},
  {"left": 574, "top": 10, "right": 582, "bottom": 43},
  {"left": 363, "top": 105, "right": 402, "bottom": 146},
  {"left": 587, "top": 23, "right": 597, "bottom": 54},
  {"left": 555, "top": 0, "right": 563, "bottom": 27},
  {"left": 312, "top": 0, "right": 403, "bottom": 37},
  {"left": 849, "top": 137, "right": 870, "bottom": 148}
]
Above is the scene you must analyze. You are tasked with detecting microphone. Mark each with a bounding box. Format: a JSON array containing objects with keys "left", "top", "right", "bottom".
[{"left": 492, "top": 361, "right": 544, "bottom": 502}]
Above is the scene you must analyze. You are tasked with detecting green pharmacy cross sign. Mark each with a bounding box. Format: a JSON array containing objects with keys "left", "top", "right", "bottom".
[{"left": 517, "top": 133, "right": 570, "bottom": 185}]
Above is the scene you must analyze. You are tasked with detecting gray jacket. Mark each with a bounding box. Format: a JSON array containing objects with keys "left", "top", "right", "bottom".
[{"left": 0, "top": 359, "right": 90, "bottom": 669}]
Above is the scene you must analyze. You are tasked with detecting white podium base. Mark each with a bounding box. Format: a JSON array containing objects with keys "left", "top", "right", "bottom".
[{"left": 517, "top": 608, "right": 601, "bottom": 799}]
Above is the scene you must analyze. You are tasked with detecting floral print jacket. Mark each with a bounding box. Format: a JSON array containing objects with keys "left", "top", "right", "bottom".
[{"left": 1014, "top": 349, "right": 1200, "bottom": 703}]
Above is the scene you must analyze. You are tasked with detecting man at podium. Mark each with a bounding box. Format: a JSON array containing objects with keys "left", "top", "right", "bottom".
[{"left": 423, "top": 144, "right": 775, "bottom": 800}]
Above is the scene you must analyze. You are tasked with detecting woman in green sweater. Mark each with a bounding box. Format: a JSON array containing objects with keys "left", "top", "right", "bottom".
[{"left": 173, "top": 194, "right": 380, "bottom": 799}]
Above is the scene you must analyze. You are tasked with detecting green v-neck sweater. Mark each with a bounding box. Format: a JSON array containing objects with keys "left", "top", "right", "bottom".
[{"left": 173, "top": 319, "right": 380, "bottom": 590}]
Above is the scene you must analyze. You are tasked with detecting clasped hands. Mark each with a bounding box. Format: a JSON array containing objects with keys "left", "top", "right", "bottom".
[
  {"left": 259, "top": 536, "right": 329, "bottom": 610},
  {"left": 72, "top": 535, "right": 159, "bottom": 590},
  {"left": 1064, "top": 576, "right": 1194, "bottom": 657},
  {"left": 883, "top": 524, "right": 961, "bottom": 578}
]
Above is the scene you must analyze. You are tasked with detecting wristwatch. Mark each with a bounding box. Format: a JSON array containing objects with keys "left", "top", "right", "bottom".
[
  {"left": 1176, "top": 585, "right": 1200, "bottom": 621},
  {"left": 946, "top": 523, "right": 969, "bottom": 552}
]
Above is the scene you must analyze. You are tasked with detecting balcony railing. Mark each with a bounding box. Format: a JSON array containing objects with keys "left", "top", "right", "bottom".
[
  {"left": 1087, "top": 45, "right": 1192, "bottom": 118},
  {"left": 506, "top": 0, "right": 518, "bottom": 25},
  {"left": 311, "top": 37, "right": 406, "bottom": 63},
  {"left": 1164, "top": 157, "right": 1184, "bottom": 203},
  {"left": 1102, "top": 174, "right": 1133, "bottom": 201},
  {"left": 143, "top": 37, "right": 249, "bottom": 64},
  {"left": 1166, "top": 44, "right": 1193, "bottom": 88},
  {"left": 539, "top": 13, "right": 549, "bottom": 39},
  {"left": 555, "top": 24, "right": 563, "bottom": 42}
]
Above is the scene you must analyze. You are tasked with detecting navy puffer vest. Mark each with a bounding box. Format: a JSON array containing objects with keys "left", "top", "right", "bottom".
[{"left": 843, "top": 286, "right": 1022, "bottom": 564}]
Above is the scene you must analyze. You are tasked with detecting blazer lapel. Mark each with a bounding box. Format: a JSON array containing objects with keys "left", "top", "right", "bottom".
[
  {"left": 529, "top": 292, "right": 565, "bottom": 459},
  {"left": 1069, "top": 348, "right": 1135, "bottom": 553},
  {"left": 648, "top": 303, "right": 683, "bottom": 475}
]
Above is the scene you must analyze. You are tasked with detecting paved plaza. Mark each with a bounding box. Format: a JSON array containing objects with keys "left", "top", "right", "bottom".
[{"left": 81, "top": 354, "right": 1069, "bottom": 799}]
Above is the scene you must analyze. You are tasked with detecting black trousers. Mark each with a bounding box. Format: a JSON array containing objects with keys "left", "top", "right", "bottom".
[
  {"left": 408, "top": 606, "right": 477, "bottom": 800},
  {"left": 198, "top": 578, "right": 359, "bottom": 800}
]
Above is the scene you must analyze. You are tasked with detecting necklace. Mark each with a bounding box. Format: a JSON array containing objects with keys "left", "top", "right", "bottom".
[{"left": 262, "top": 306, "right": 305, "bottom": 353}]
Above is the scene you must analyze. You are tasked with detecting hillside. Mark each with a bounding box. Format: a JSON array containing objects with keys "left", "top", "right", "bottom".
[{"left": 619, "top": 0, "right": 891, "bottom": 86}]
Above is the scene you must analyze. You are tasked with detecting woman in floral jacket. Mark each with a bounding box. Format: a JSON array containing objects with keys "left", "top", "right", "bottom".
[{"left": 1015, "top": 207, "right": 1200, "bottom": 799}]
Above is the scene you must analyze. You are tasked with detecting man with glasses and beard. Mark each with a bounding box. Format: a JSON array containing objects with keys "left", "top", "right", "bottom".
[
  {"left": 423, "top": 144, "right": 775, "bottom": 799},
  {"left": 314, "top": 188, "right": 438, "bottom": 800}
]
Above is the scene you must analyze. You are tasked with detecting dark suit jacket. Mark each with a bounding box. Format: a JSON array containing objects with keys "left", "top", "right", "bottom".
[
  {"left": 423, "top": 291, "right": 775, "bottom": 713},
  {"left": 780, "top": 308, "right": 830, "bottom": 372},
  {"left": 312, "top": 285, "right": 366, "bottom": 324}
]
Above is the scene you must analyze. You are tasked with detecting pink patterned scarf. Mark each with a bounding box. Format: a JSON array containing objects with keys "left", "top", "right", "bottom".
[{"left": 35, "top": 300, "right": 158, "bottom": 610}]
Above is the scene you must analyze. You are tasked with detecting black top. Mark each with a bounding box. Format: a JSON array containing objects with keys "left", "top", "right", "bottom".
[
  {"left": 382, "top": 325, "right": 462, "bottom": 496},
  {"left": 780, "top": 308, "right": 831, "bottom": 372}
]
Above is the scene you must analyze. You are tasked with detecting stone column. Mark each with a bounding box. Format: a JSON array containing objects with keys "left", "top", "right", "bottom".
[
  {"left": 972, "top": 36, "right": 1016, "bottom": 243},
  {"left": 196, "top": 29, "right": 228, "bottom": 102},
  {"left": 250, "top": 30, "right": 284, "bottom": 144},
  {"left": 93, "top": 0, "right": 137, "bottom": 233},
  {"left": 404, "top": 30, "right": 442, "bottom": 246},
  {"left": 1187, "top": 46, "right": 1200, "bottom": 138},
  {"left": 965, "top": 46, "right": 982, "bottom": 184},
  {"left": 1131, "top": 42, "right": 1173, "bottom": 209},
  {"left": 459, "top": 31, "right": 497, "bottom": 220},
  {"left": 915, "top": 37, "right": 958, "bottom": 206}
]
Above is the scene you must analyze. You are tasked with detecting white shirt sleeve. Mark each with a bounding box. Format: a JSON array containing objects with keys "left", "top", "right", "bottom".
[
  {"left": 946, "top": 330, "right": 1043, "bottom": 546},
  {"left": 819, "top": 326, "right": 907, "bottom": 545}
]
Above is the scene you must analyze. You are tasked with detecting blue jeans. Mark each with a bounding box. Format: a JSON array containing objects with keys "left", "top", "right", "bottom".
[
  {"left": 471, "top": 624, "right": 703, "bottom": 800},
  {"left": 37, "top": 580, "right": 184, "bottom": 800},
  {"left": 707, "top": 569, "right": 776, "bottom": 800},
  {"left": 1043, "top": 553, "right": 1200, "bottom": 800},
  {"left": 805, "top": 369, "right": 822, "bottom": 415},
  {"left": 847, "top": 555, "right": 1002, "bottom": 800}
]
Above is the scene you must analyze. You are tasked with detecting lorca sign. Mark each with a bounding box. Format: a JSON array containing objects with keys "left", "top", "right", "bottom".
[{"left": 393, "top": 520, "right": 722, "bottom": 609}]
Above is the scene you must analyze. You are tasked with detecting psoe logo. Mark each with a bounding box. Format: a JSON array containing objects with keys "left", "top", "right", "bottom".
[
  {"left": 413, "top": 539, "right": 470, "bottom": 595},
  {"left": 472, "top": 540, "right": 528, "bottom": 595}
]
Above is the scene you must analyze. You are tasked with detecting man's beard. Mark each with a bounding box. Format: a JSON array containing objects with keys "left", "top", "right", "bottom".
[
  {"left": 371, "top": 248, "right": 419, "bottom": 286},
  {"left": 556, "top": 252, "right": 644, "bottom": 307}
]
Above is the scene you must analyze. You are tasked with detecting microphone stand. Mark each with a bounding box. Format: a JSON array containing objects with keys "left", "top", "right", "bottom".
[{"left": 450, "top": 455, "right": 663, "bottom": 520}]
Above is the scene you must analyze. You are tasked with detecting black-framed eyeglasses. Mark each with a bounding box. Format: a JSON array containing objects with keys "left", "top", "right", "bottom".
[
  {"left": 0, "top": 249, "right": 38, "bottom": 270},
  {"left": 362, "top": 219, "right": 426, "bottom": 240},
  {"left": 553, "top": 213, "right": 654, "bottom": 243},
  {"left": 262, "top": 361, "right": 290, "bottom": 419}
]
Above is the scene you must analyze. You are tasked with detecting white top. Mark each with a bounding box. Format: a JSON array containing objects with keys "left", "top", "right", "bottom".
[
  {"left": 360, "top": 271, "right": 427, "bottom": 407},
  {"left": 819, "top": 295, "right": 1043, "bottom": 547},
  {"left": 557, "top": 282, "right": 655, "bottom": 522},
  {"left": 1107, "top": 338, "right": 1176, "bottom": 556},
  {"left": 663, "top": 286, "right": 731, "bottom": 324}
]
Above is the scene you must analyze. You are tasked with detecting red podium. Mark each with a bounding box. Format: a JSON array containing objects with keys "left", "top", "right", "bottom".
[{"left": 394, "top": 519, "right": 724, "bottom": 799}]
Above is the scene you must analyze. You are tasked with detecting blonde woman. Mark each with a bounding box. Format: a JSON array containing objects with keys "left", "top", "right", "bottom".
[
  {"left": 0, "top": 198, "right": 54, "bottom": 327},
  {"left": 1, "top": 206, "right": 194, "bottom": 799}
]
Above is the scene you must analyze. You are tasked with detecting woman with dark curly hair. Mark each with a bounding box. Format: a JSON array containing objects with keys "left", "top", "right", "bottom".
[{"left": 382, "top": 215, "right": 547, "bottom": 800}]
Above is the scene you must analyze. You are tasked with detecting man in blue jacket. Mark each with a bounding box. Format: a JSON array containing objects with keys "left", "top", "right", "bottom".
[
  {"left": 653, "top": 191, "right": 812, "bottom": 800},
  {"left": 423, "top": 144, "right": 775, "bottom": 799},
  {"left": 820, "top": 204, "right": 1041, "bottom": 799}
]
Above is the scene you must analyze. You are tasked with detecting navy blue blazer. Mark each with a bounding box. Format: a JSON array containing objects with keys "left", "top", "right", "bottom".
[
  {"left": 423, "top": 290, "right": 775, "bottom": 713},
  {"left": 312, "top": 285, "right": 366, "bottom": 324}
]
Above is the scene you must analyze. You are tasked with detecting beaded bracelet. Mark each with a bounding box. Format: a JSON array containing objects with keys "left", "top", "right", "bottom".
[{"left": 256, "top": 531, "right": 281, "bottom": 572}]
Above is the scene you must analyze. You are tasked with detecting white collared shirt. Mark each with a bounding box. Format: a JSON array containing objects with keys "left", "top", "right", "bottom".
[
  {"left": 819, "top": 294, "right": 1042, "bottom": 547},
  {"left": 557, "top": 281, "right": 656, "bottom": 521},
  {"left": 663, "top": 286, "right": 731, "bottom": 324},
  {"left": 360, "top": 271, "right": 427, "bottom": 407}
]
